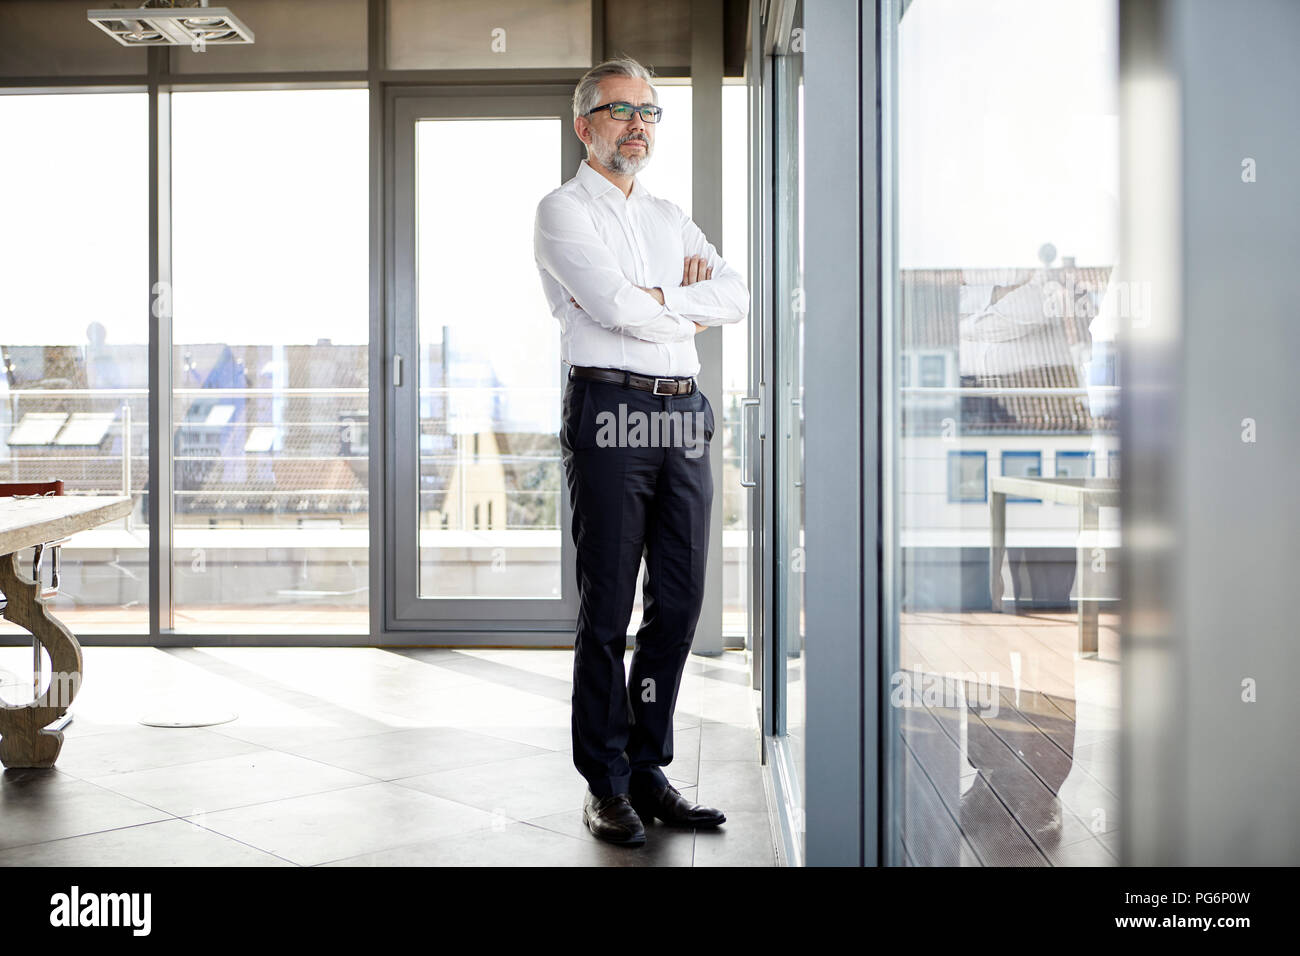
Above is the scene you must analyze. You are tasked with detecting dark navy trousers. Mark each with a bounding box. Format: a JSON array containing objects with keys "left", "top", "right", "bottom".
[{"left": 559, "top": 372, "right": 715, "bottom": 799}]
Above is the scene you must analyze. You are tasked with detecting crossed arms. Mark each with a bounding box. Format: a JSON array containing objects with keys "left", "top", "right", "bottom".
[{"left": 534, "top": 194, "right": 750, "bottom": 345}]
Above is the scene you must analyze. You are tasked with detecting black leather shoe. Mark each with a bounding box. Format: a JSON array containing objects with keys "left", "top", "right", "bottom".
[
  {"left": 630, "top": 782, "right": 726, "bottom": 828},
  {"left": 582, "top": 790, "right": 646, "bottom": 846}
]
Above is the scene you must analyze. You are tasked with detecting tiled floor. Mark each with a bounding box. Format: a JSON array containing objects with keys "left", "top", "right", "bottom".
[{"left": 0, "top": 646, "right": 777, "bottom": 867}]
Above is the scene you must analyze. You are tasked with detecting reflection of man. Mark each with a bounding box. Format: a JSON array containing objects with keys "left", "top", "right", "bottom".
[
  {"left": 959, "top": 274, "right": 1055, "bottom": 378},
  {"left": 534, "top": 58, "right": 749, "bottom": 847},
  {"left": 83, "top": 321, "right": 120, "bottom": 390}
]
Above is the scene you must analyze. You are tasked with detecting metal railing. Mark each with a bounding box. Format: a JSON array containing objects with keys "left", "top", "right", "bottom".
[{"left": 3, "top": 384, "right": 791, "bottom": 536}]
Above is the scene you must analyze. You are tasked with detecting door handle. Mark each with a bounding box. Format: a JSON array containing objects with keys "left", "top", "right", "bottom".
[
  {"left": 393, "top": 354, "right": 403, "bottom": 388},
  {"left": 740, "top": 396, "right": 760, "bottom": 488}
]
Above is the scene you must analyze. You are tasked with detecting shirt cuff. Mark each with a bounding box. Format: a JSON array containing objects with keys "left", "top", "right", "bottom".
[
  {"left": 667, "top": 311, "right": 698, "bottom": 340},
  {"left": 660, "top": 284, "right": 695, "bottom": 318}
]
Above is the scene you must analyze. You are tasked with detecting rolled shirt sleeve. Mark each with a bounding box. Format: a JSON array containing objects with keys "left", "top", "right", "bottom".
[
  {"left": 658, "top": 206, "right": 751, "bottom": 326},
  {"left": 534, "top": 193, "right": 698, "bottom": 345}
]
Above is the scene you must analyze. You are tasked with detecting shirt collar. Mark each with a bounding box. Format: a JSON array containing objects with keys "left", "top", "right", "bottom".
[{"left": 577, "top": 159, "right": 651, "bottom": 203}]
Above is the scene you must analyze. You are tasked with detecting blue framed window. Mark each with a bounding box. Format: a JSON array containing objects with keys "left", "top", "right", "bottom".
[
  {"left": 1001, "top": 450, "right": 1042, "bottom": 502},
  {"left": 948, "top": 450, "right": 987, "bottom": 503},
  {"left": 919, "top": 354, "right": 946, "bottom": 388},
  {"left": 1056, "top": 450, "right": 1095, "bottom": 478}
]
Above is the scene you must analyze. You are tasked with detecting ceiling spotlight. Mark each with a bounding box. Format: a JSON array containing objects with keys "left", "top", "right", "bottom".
[{"left": 88, "top": 3, "right": 254, "bottom": 47}]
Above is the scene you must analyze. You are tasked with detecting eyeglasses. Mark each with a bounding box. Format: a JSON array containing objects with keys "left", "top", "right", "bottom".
[{"left": 584, "top": 101, "right": 663, "bottom": 124}]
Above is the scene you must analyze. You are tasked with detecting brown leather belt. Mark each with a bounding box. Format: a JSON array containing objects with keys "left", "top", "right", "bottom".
[{"left": 568, "top": 365, "right": 697, "bottom": 396}]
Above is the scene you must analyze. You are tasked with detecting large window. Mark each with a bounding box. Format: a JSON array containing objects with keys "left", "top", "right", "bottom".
[
  {"left": 0, "top": 92, "right": 149, "bottom": 637},
  {"left": 170, "top": 89, "right": 369, "bottom": 634},
  {"left": 884, "top": 0, "right": 1121, "bottom": 866}
]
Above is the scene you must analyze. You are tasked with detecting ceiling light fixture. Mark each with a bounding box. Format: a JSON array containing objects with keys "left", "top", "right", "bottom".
[{"left": 88, "top": 0, "right": 254, "bottom": 48}]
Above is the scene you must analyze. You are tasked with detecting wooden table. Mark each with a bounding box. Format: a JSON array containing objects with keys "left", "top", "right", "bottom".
[
  {"left": 989, "top": 477, "right": 1119, "bottom": 656},
  {"left": 0, "top": 495, "right": 132, "bottom": 768}
]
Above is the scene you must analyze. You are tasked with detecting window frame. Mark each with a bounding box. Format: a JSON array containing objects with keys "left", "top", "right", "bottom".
[
  {"left": 1056, "top": 449, "right": 1096, "bottom": 478},
  {"left": 947, "top": 449, "right": 988, "bottom": 504},
  {"left": 1001, "top": 449, "right": 1043, "bottom": 503}
]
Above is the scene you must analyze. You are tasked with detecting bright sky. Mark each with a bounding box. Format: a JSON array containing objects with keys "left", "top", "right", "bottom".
[
  {"left": 0, "top": 84, "right": 746, "bottom": 351},
  {"left": 898, "top": 0, "right": 1119, "bottom": 269}
]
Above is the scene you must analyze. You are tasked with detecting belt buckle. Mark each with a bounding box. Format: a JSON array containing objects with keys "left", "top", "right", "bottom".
[{"left": 652, "top": 377, "right": 676, "bottom": 396}]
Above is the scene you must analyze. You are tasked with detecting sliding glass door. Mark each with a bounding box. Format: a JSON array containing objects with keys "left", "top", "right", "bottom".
[{"left": 386, "top": 88, "right": 582, "bottom": 637}]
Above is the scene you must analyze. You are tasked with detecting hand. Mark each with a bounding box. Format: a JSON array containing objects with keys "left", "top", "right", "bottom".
[
  {"left": 682, "top": 255, "right": 713, "bottom": 286},
  {"left": 694, "top": 322, "right": 707, "bottom": 334}
]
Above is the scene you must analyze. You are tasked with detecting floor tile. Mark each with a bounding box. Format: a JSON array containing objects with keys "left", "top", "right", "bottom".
[
  {"left": 282, "top": 726, "right": 550, "bottom": 780},
  {"left": 699, "top": 720, "right": 763, "bottom": 762},
  {"left": 691, "top": 811, "right": 777, "bottom": 867},
  {"left": 322, "top": 821, "right": 615, "bottom": 867},
  {"left": 0, "top": 817, "right": 294, "bottom": 866},
  {"left": 86, "top": 750, "right": 374, "bottom": 817},
  {"left": 51, "top": 726, "right": 264, "bottom": 780},
  {"left": 0, "top": 769, "right": 170, "bottom": 851},
  {"left": 392, "top": 750, "right": 587, "bottom": 821},
  {"left": 697, "top": 759, "right": 770, "bottom": 814},
  {"left": 188, "top": 781, "right": 500, "bottom": 867}
]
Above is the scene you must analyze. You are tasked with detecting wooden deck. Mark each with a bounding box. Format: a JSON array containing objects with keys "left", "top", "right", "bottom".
[{"left": 896, "top": 610, "right": 1119, "bottom": 865}]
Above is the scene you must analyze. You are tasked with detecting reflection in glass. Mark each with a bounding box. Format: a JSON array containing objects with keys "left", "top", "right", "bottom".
[
  {"left": 884, "top": 0, "right": 1121, "bottom": 866},
  {"left": 773, "top": 0, "right": 806, "bottom": 857}
]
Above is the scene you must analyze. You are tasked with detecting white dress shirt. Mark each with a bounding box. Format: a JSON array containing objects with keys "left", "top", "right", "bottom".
[{"left": 534, "top": 159, "right": 749, "bottom": 377}]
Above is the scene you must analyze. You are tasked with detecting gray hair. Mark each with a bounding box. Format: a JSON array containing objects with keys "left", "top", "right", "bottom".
[{"left": 573, "top": 57, "right": 658, "bottom": 121}]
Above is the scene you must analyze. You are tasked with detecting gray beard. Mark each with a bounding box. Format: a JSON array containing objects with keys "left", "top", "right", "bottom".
[{"left": 593, "top": 131, "right": 652, "bottom": 176}]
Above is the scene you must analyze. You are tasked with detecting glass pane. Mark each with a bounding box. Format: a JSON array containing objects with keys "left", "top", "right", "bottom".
[
  {"left": 885, "top": 0, "right": 1121, "bottom": 866},
  {"left": 171, "top": 90, "right": 370, "bottom": 634},
  {"left": 632, "top": 85, "right": 693, "bottom": 217},
  {"left": 721, "top": 82, "right": 750, "bottom": 640},
  {"left": 1055, "top": 452, "right": 1094, "bottom": 478},
  {"left": 414, "top": 117, "right": 562, "bottom": 599},
  {"left": 0, "top": 92, "right": 149, "bottom": 639},
  {"left": 773, "top": 0, "right": 806, "bottom": 846}
]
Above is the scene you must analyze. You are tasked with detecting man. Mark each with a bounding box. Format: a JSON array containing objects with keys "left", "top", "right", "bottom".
[{"left": 534, "top": 57, "right": 749, "bottom": 847}]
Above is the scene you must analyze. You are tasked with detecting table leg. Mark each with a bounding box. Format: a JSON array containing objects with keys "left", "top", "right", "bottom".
[
  {"left": 1077, "top": 501, "right": 1100, "bottom": 656},
  {"left": 0, "top": 551, "right": 82, "bottom": 768},
  {"left": 990, "top": 491, "right": 1007, "bottom": 612}
]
